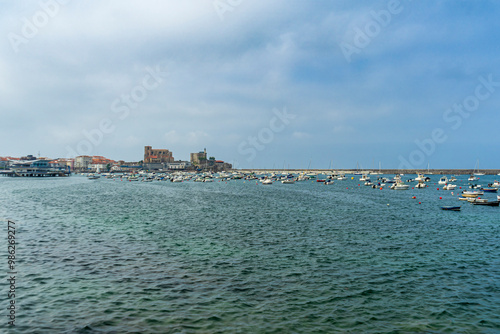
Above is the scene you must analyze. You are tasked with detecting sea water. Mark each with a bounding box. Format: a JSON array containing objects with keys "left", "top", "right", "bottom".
[{"left": 0, "top": 175, "right": 499, "bottom": 333}]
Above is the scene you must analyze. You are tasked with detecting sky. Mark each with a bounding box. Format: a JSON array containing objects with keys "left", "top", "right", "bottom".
[{"left": 1, "top": 0, "right": 499, "bottom": 169}]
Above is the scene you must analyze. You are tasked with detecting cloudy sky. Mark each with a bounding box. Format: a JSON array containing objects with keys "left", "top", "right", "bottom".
[{"left": 1, "top": 0, "right": 499, "bottom": 169}]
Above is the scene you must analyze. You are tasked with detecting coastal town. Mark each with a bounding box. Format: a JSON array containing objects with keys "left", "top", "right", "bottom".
[{"left": 0, "top": 146, "right": 232, "bottom": 177}]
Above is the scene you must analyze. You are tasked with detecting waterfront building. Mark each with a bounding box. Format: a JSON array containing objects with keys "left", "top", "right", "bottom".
[
  {"left": 54, "top": 158, "right": 75, "bottom": 171},
  {"left": 167, "top": 161, "right": 192, "bottom": 170},
  {"left": 190, "top": 149, "right": 207, "bottom": 165},
  {"left": 75, "top": 156, "right": 92, "bottom": 170},
  {"left": 144, "top": 146, "right": 174, "bottom": 164},
  {"left": 0, "top": 157, "right": 8, "bottom": 169},
  {"left": 1, "top": 160, "right": 70, "bottom": 177}
]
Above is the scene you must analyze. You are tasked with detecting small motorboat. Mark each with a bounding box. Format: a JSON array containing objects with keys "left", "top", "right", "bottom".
[
  {"left": 262, "top": 179, "right": 273, "bottom": 185},
  {"left": 482, "top": 188, "right": 498, "bottom": 193},
  {"left": 462, "top": 191, "right": 484, "bottom": 198},
  {"left": 467, "top": 198, "right": 488, "bottom": 203},
  {"left": 438, "top": 176, "right": 448, "bottom": 185},
  {"left": 391, "top": 180, "right": 410, "bottom": 190},
  {"left": 472, "top": 200, "right": 500, "bottom": 207},
  {"left": 359, "top": 174, "right": 370, "bottom": 181},
  {"left": 282, "top": 179, "right": 295, "bottom": 184},
  {"left": 324, "top": 180, "right": 334, "bottom": 185},
  {"left": 441, "top": 206, "right": 461, "bottom": 211},
  {"left": 468, "top": 174, "right": 479, "bottom": 182}
]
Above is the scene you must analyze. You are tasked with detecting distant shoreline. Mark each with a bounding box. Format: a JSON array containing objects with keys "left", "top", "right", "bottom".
[{"left": 236, "top": 169, "right": 500, "bottom": 175}]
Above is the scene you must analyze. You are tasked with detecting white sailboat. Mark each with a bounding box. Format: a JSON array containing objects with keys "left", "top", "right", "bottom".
[{"left": 473, "top": 159, "right": 485, "bottom": 176}]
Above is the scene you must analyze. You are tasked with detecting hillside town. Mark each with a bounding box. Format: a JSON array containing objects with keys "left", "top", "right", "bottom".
[{"left": 0, "top": 146, "right": 232, "bottom": 177}]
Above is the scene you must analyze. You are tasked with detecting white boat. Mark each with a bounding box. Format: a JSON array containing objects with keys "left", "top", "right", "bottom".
[
  {"left": 443, "top": 184, "right": 456, "bottom": 190},
  {"left": 468, "top": 198, "right": 488, "bottom": 203},
  {"left": 87, "top": 174, "right": 100, "bottom": 180},
  {"left": 364, "top": 181, "right": 373, "bottom": 186},
  {"left": 473, "top": 159, "right": 484, "bottom": 175},
  {"left": 462, "top": 190, "right": 483, "bottom": 198},
  {"left": 324, "top": 180, "right": 334, "bottom": 185},
  {"left": 468, "top": 174, "right": 479, "bottom": 182},
  {"left": 438, "top": 176, "right": 448, "bottom": 185},
  {"left": 415, "top": 173, "right": 425, "bottom": 182},
  {"left": 172, "top": 178, "right": 183, "bottom": 182},
  {"left": 492, "top": 180, "right": 500, "bottom": 188},
  {"left": 262, "top": 179, "right": 273, "bottom": 185},
  {"left": 415, "top": 182, "right": 426, "bottom": 188},
  {"left": 391, "top": 180, "right": 410, "bottom": 190},
  {"left": 449, "top": 176, "right": 457, "bottom": 182},
  {"left": 359, "top": 174, "right": 370, "bottom": 181},
  {"left": 337, "top": 174, "right": 347, "bottom": 180},
  {"left": 281, "top": 179, "right": 295, "bottom": 184}
]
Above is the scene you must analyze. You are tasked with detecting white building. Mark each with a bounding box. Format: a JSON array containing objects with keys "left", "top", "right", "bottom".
[
  {"left": 89, "top": 164, "right": 108, "bottom": 172},
  {"left": 75, "top": 156, "right": 92, "bottom": 170},
  {"left": 167, "top": 161, "right": 191, "bottom": 170}
]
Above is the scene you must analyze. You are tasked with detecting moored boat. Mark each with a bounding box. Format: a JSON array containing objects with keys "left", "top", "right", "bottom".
[
  {"left": 441, "top": 206, "right": 461, "bottom": 211},
  {"left": 472, "top": 200, "right": 500, "bottom": 206},
  {"left": 462, "top": 190, "right": 483, "bottom": 198},
  {"left": 438, "top": 176, "right": 448, "bottom": 185}
]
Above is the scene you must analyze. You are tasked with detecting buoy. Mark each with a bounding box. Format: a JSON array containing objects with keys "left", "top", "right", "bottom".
[
  {"left": 439, "top": 197, "right": 442, "bottom": 199},
  {"left": 419, "top": 202, "right": 421, "bottom": 204},
  {"left": 387, "top": 204, "right": 390, "bottom": 206},
  {"left": 437, "top": 188, "right": 439, "bottom": 190},
  {"left": 380, "top": 187, "right": 383, "bottom": 190},
  {"left": 459, "top": 187, "right": 462, "bottom": 189},
  {"left": 412, "top": 196, "right": 416, "bottom": 199},
  {"left": 358, "top": 184, "right": 360, "bottom": 186}
]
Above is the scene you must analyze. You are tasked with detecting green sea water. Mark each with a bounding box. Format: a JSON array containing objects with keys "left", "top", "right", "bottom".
[{"left": 1, "top": 175, "right": 499, "bottom": 333}]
